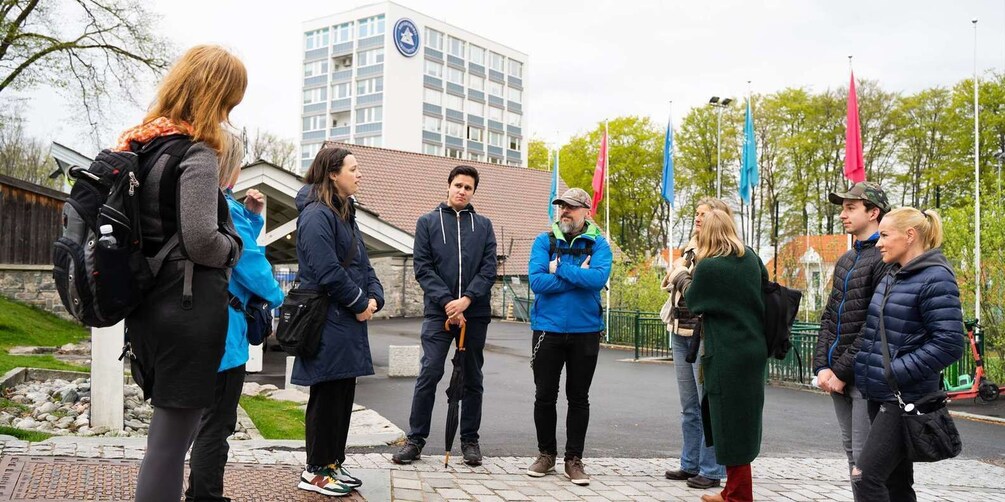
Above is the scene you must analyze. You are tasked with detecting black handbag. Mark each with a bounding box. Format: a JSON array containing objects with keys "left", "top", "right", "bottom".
[
  {"left": 877, "top": 290, "right": 962, "bottom": 463},
  {"left": 275, "top": 203, "right": 359, "bottom": 358},
  {"left": 275, "top": 286, "right": 328, "bottom": 358}
]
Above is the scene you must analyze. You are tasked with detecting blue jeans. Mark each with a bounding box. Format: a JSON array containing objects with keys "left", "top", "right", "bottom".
[
  {"left": 407, "top": 318, "right": 487, "bottom": 447},
  {"left": 671, "top": 333, "right": 724, "bottom": 479}
]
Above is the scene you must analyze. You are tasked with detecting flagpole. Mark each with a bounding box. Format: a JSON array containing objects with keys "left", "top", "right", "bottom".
[
  {"left": 847, "top": 56, "right": 854, "bottom": 252},
  {"left": 604, "top": 119, "right": 611, "bottom": 343},
  {"left": 973, "top": 18, "right": 981, "bottom": 323},
  {"left": 667, "top": 102, "right": 673, "bottom": 263}
]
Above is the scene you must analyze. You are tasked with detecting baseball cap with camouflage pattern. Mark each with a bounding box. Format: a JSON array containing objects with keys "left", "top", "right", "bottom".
[{"left": 828, "top": 182, "right": 891, "bottom": 213}]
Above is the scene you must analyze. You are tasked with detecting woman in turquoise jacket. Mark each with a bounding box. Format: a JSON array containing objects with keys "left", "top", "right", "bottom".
[{"left": 185, "top": 132, "right": 284, "bottom": 501}]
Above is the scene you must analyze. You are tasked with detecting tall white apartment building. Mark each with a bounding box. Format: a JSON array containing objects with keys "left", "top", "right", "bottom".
[{"left": 300, "top": 2, "right": 529, "bottom": 172}]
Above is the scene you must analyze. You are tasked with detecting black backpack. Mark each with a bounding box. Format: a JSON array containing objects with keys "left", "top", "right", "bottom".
[
  {"left": 547, "top": 232, "right": 594, "bottom": 258},
  {"left": 763, "top": 278, "right": 803, "bottom": 374},
  {"left": 52, "top": 136, "right": 194, "bottom": 327}
]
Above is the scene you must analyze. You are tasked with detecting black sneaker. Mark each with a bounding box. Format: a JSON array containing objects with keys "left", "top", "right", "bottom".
[
  {"left": 686, "top": 474, "right": 721, "bottom": 489},
  {"left": 461, "top": 441, "right": 482, "bottom": 466},
  {"left": 392, "top": 441, "right": 422, "bottom": 464}
]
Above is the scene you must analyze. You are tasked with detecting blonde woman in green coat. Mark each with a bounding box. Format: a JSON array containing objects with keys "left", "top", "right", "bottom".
[{"left": 671, "top": 208, "right": 767, "bottom": 502}]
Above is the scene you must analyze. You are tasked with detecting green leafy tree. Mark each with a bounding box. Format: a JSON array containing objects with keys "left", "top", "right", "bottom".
[{"left": 527, "top": 137, "right": 550, "bottom": 171}]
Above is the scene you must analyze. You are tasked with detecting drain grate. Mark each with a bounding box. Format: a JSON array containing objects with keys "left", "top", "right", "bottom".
[{"left": 0, "top": 456, "right": 366, "bottom": 501}]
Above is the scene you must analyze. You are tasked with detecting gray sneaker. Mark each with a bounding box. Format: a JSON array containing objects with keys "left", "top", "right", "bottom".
[
  {"left": 526, "top": 452, "right": 557, "bottom": 477},
  {"left": 564, "top": 457, "right": 590, "bottom": 485}
]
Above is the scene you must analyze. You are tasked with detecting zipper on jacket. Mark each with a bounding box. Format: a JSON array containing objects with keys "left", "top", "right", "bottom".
[
  {"left": 828, "top": 249, "right": 862, "bottom": 367},
  {"left": 455, "top": 209, "right": 465, "bottom": 299}
]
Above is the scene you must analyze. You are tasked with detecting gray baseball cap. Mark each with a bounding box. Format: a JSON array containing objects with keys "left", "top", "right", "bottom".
[{"left": 552, "top": 188, "right": 592, "bottom": 209}]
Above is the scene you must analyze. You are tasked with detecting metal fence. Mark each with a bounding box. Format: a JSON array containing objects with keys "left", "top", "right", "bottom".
[
  {"left": 765, "top": 322, "right": 819, "bottom": 386},
  {"left": 607, "top": 309, "right": 671, "bottom": 359}
]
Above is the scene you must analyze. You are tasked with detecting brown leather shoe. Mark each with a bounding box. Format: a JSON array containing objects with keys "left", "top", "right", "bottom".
[
  {"left": 687, "top": 474, "right": 721, "bottom": 489},
  {"left": 700, "top": 494, "right": 724, "bottom": 502},
  {"left": 563, "top": 457, "right": 590, "bottom": 485},
  {"left": 665, "top": 469, "right": 699, "bottom": 480}
]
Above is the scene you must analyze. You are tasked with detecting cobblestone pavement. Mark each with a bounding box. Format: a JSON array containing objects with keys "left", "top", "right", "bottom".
[{"left": 0, "top": 438, "right": 1002, "bottom": 501}]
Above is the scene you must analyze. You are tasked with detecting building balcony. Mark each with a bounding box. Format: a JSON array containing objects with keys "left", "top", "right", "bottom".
[
  {"left": 357, "top": 93, "right": 383, "bottom": 106},
  {"left": 447, "top": 55, "right": 465, "bottom": 69},
  {"left": 424, "top": 47, "right": 443, "bottom": 61},
  {"left": 330, "top": 98, "right": 351, "bottom": 112},
  {"left": 487, "top": 120, "right": 504, "bottom": 132},
  {"left": 357, "top": 35, "right": 384, "bottom": 50},
  {"left": 332, "top": 41, "right": 353, "bottom": 56},
  {"left": 303, "top": 103, "right": 326, "bottom": 114},
  {"left": 467, "top": 115, "right": 484, "bottom": 126},
  {"left": 446, "top": 82, "right": 465, "bottom": 97},
  {"left": 354, "top": 123, "right": 382, "bottom": 134},
  {"left": 488, "top": 69, "right": 505, "bottom": 83},
  {"left": 445, "top": 135, "right": 464, "bottom": 148},
  {"left": 445, "top": 109, "right": 464, "bottom": 122},
  {"left": 487, "top": 146, "right": 503, "bottom": 157},
  {"left": 357, "top": 64, "right": 383, "bottom": 78},
  {"left": 303, "top": 75, "right": 327, "bottom": 88},
  {"left": 507, "top": 125, "right": 522, "bottom": 136},
  {"left": 304, "top": 47, "right": 328, "bottom": 61},
  {"left": 330, "top": 126, "right": 350, "bottom": 139},
  {"left": 488, "top": 95, "right": 505, "bottom": 108},
  {"left": 467, "top": 141, "right": 484, "bottom": 152},
  {"left": 302, "top": 130, "right": 326, "bottom": 141},
  {"left": 422, "top": 103, "right": 442, "bottom": 116},
  {"left": 509, "top": 76, "right": 523, "bottom": 89},
  {"left": 422, "top": 131, "right": 442, "bottom": 144},
  {"left": 468, "top": 63, "right": 485, "bottom": 76},
  {"left": 467, "top": 89, "right": 485, "bottom": 102},
  {"left": 507, "top": 149, "right": 522, "bottom": 160},
  {"left": 507, "top": 101, "right": 523, "bottom": 114},
  {"left": 423, "top": 75, "right": 443, "bottom": 89},
  {"left": 331, "top": 69, "right": 353, "bottom": 81}
]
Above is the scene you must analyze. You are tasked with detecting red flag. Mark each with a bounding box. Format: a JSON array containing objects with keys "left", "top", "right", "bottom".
[
  {"left": 844, "top": 71, "right": 866, "bottom": 183},
  {"left": 590, "top": 130, "right": 607, "bottom": 217}
]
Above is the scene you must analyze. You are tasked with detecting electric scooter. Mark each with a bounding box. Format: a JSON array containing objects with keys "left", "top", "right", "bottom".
[{"left": 944, "top": 321, "right": 1001, "bottom": 403}]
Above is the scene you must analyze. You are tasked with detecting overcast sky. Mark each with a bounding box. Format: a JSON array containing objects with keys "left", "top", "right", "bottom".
[{"left": 20, "top": 0, "right": 1005, "bottom": 157}]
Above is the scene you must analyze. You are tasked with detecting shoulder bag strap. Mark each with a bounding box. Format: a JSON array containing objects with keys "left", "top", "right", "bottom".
[{"left": 876, "top": 276, "right": 904, "bottom": 407}]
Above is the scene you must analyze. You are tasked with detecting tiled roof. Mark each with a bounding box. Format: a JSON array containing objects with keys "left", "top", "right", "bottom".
[
  {"left": 325, "top": 141, "right": 568, "bottom": 276},
  {"left": 766, "top": 234, "right": 851, "bottom": 289}
]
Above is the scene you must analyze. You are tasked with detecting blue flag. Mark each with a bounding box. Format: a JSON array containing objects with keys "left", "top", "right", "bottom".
[
  {"left": 661, "top": 116, "right": 674, "bottom": 207},
  {"left": 740, "top": 99, "right": 758, "bottom": 204},
  {"left": 548, "top": 149, "right": 559, "bottom": 222}
]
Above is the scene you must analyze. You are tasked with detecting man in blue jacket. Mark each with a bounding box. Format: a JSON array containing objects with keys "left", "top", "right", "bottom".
[
  {"left": 392, "top": 165, "right": 497, "bottom": 466},
  {"left": 524, "top": 188, "right": 612, "bottom": 486}
]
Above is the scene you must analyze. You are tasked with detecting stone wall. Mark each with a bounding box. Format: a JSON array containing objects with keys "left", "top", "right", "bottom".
[{"left": 0, "top": 264, "right": 71, "bottom": 320}]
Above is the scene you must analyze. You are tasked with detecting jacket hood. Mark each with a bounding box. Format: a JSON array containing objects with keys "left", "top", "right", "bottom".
[
  {"left": 897, "top": 248, "right": 954, "bottom": 278},
  {"left": 436, "top": 201, "right": 476, "bottom": 213},
  {"left": 295, "top": 185, "right": 315, "bottom": 212},
  {"left": 551, "top": 221, "right": 602, "bottom": 241}
]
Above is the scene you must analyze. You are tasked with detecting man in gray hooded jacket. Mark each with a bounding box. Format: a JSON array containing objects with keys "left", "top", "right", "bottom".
[{"left": 392, "top": 165, "right": 497, "bottom": 466}]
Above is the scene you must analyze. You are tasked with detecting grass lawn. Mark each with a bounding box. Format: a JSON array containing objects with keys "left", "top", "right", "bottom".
[
  {"left": 0, "top": 425, "right": 52, "bottom": 442},
  {"left": 239, "top": 395, "right": 306, "bottom": 440},
  {"left": 0, "top": 296, "right": 89, "bottom": 375}
]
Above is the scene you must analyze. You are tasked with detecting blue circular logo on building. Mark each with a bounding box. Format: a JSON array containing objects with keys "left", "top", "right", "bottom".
[{"left": 393, "top": 18, "right": 419, "bottom": 57}]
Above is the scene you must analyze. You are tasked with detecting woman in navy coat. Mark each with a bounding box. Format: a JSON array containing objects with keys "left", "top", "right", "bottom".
[
  {"left": 292, "top": 147, "right": 384, "bottom": 497},
  {"left": 853, "top": 208, "right": 964, "bottom": 501}
]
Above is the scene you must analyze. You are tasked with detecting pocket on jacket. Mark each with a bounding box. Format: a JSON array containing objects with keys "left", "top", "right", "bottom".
[{"left": 700, "top": 354, "right": 720, "bottom": 395}]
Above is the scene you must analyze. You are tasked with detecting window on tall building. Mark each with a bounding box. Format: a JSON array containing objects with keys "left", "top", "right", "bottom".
[
  {"left": 305, "top": 29, "right": 329, "bottom": 50},
  {"left": 469, "top": 45, "right": 485, "bottom": 65},
  {"left": 424, "top": 88, "right": 442, "bottom": 106},
  {"left": 334, "top": 22, "right": 353, "bottom": 43},
  {"left": 332, "top": 82, "right": 351, "bottom": 99},
  {"left": 468, "top": 152, "right": 483, "bottom": 162},
  {"left": 488, "top": 80, "right": 503, "bottom": 97},
  {"left": 424, "top": 60, "right": 443, "bottom": 78},
  {"left": 356, "top": 136, "right": 382, "bottom": 147},
  {"left": 356, "top": 77, "right": 383, "bottom": 95},
  {"left": 508, "top": 60, "right": 523, "bottom": 78},
  {"left": 425, "top": 28, "right": 443, "bottom": 50},
  {"left": 488, "top": 131, "right": 504, "bottom": 147},
  {"left": 423, "top": 143, "right": 441, "bottom": 156},
  {"left": 468, "top": 75, "right": 484, "bottom": 91},
  {"left": 423, "top": 115, "right": 442, "bottom": 133},
  {"left": 488, "top": 156, "right": 502, "bottom": 164},
  {"left": 303, "top": 115, "right": 325, "bottom": 131},
  {"left": 489, "top": 52, "right": 504, "bottom": 72},
  {"left": 468, "top": 100, "right": 485, "bottom": 117},
  {"left": 302, "top": 142, "right": 321, "bottom": 160},
  {"left": 445, "top": 147, "right": 463, "bottom": 159},
  {"left": 303, "top": 87, "right": 326, "bottom": 104},
  {"left": 445, "top": 94, "right": 464, "bottom": 112},
  {"left": 357, "top": 106, "right": 383, "bottom": 124},
  {"left": 508, "top": 87, "right": 522, "bottom": 103},
  {"left": 446, "top": 66, "right": 464, "bottom": 85},
  {"left": 508, "top": 136, "right": 521, "bottom": 150},
  {"left": 488, "top": 106, "right": 503, "bottom": 122},
  {"left": 357, "top": 48, "right": 384, "bottom": 67},
  {"left": 445, "top": 121, "right": 463, "bottom": 138},
  {"left": 448, "top": 36, "right": 465, "bottom": 58},
  {"left": 507, "top": 112, "right": 522, "bottom": 127},
  {"left": 357, "top": 15, "right": 384, "bottom": 38},
  {"left": 304, "top": 60, "right": 328, "bottom": 78},
  {"left": 467, "top": 127, "right": 483, "bottom": 142}
]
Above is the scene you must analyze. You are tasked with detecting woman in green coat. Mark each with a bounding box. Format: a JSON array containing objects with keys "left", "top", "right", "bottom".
[{"left": 671, "top": 208, "right": 767, "bottom": 502}]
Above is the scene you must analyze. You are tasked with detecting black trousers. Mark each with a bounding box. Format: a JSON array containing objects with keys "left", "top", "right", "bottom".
[
  {"left": 531, "top": 331, "right": 601, "bottom": 459},
  {"left": 184, "top": 365, "right": 246, "bottom": 502},
  {"left": 853, "top": 401, "right": 916, "bottom": 502},
  {"left": 306, "top": 377, "right": 356, "bottom": 466}
]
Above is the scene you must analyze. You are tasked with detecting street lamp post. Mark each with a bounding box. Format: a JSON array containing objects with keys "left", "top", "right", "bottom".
[{"left": 709, "top": 96, "right": 733, "bottom": 198}]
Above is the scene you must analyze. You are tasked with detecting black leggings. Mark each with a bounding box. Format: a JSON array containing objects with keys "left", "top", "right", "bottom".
[{"left": 135, "top": 406, "right": 203, "bottom": 502}]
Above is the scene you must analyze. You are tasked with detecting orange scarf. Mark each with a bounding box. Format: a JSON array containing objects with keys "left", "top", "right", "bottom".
[{"left": 114, "top": 117, "right": 192, "bottom": 151}]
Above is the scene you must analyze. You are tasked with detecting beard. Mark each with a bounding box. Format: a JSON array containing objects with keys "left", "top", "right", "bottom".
[{"left": 559, "top": 217, "right": 584, "bottom": 235}]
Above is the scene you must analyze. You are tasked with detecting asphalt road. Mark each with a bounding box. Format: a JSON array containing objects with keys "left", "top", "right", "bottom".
[{"left": 250, "top": 318, "right": 1005, "bottom": 461}]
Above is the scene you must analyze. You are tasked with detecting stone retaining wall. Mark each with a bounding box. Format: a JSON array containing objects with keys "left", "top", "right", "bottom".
[{"left": 0, "top": 264, "right": 70, "bottom": 320}]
